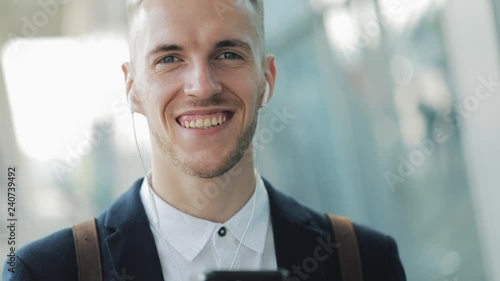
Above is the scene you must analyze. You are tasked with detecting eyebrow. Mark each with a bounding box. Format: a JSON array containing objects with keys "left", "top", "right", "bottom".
[
  {"left": 146, "top": 39, "right": 253, "bottom": 60},
  {"left": 215, "top": 39, "right": 253, "bottom": 53},
  {"left": 146, "top": 44, "right": 184, "bottom": 60}
]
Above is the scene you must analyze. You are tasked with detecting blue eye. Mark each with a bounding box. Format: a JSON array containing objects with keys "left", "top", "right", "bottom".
[
  {"left": 159, "top": 56, "right": 179, "bottom": 64},
  {"left": 218, "top": 52, "right": 242, "bottom": 60}
]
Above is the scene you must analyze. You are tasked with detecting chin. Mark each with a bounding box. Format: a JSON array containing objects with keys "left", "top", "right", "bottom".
[
  {"left": 184, "top": 165, "right": 230, "bottom": 179},
  {"left": 178, "top": 149, "right": 243, "bottom": 179}
]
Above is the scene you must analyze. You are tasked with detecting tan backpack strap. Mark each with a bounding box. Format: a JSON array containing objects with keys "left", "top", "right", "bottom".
[
  {"left": 327, "top": 214, "right": 363, "bottom": 281},
  {"left": 72, "top": 218, "right": 103, "bottom": 281}
]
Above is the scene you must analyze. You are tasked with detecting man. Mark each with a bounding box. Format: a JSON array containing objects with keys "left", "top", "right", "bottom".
[{"left": 3, "top": 0, "right": 406, "bottom": 280}]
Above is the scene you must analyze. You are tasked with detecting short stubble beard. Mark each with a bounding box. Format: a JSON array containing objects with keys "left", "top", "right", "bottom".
[{"left": 152, "top": 110, "right": 258, "bottom": 179}]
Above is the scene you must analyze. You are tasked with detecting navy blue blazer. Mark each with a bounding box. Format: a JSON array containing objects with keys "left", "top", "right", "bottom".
[{"left": 3, "top": 178, "right": 406, "bottom": 280}]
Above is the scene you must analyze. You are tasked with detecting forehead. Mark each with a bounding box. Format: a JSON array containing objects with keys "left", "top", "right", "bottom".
[{"left": 132, "top": 0, "right": 259, "bottom": 59}]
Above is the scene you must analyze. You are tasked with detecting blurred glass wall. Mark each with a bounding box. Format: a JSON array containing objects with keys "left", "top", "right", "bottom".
[{"left": 1, "top": 0, "right": 499, "bottom": 281}]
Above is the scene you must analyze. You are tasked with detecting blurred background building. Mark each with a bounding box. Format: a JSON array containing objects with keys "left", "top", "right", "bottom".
[{"left": 0, "top": 0, "right": 499, "bottom": 280}]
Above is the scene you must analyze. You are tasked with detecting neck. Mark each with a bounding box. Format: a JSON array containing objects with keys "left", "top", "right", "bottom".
[{"left": 150, "top": 149, "right": 257, "bottom": 223}]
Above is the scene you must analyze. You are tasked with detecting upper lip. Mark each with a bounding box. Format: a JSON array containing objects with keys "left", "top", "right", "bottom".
[{"left": 175, "top": 108, "right": 235, "bottom": 119}]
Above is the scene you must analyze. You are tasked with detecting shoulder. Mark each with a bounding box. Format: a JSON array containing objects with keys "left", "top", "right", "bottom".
[
  {"left": 309, "top": 207, "right": 406, "bottom": 280},
  {"left": 3, "top": 228, "right": 78, "bottom": 281},
  {"left": 317, "top": 211, "right": 406, "bottom": 280},
  {"left": 2, "top": 180, "right": 143, "bottom": 281},
  {"left": 352, "top": 223, "right": 406, "bottom": 280},
  {"left": 264, "top": 180, "right": 405, "bottom": 280}
]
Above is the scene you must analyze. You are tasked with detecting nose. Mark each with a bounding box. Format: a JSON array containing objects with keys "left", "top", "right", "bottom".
[{"left": 183, "top": 62, "right": 222, "bottom": 98}]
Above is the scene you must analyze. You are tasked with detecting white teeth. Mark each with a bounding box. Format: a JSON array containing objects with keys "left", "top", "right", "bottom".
[
  {"left": 182, "top": 114, "right": 229, "bottom": 129},
  {"left": 204, "top": 119, "right": 211, "bottom": 127},
  {"left": 196, "top": 119, "right": 204, "bottom": 128}
]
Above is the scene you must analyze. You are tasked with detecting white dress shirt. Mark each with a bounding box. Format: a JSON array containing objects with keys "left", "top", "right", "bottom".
[{"left": 139, "top": 173, "right": 278, "bottom": 281}]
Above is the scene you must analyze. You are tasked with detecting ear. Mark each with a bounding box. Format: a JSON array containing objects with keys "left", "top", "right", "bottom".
[
  {"left": 261, "top": 55, "right": 277, "bottom": 108},
  {"left": 122, "top": 62, "right": 145, "bottom": 115}
]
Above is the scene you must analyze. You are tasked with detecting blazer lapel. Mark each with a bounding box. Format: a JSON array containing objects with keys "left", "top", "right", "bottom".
[
  {"left": 103, "top": 178, "right": 165, "bottom": 281},
  {"left": 264, "top": 179, "right": 340, "bottom": 281}
]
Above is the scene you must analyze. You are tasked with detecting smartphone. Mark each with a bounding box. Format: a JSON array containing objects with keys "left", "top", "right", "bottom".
[{"left": 199, "top": 270, "right": 288, "bottom": 281}]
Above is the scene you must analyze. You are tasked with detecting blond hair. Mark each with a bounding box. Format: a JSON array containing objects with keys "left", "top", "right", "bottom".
[{"left": 127, "top": 0, "right": 263, "bottom": 21}]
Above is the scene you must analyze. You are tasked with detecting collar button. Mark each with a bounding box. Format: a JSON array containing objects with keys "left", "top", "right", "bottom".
[{"left": 217, "top": 226, "right": 227, "bottom": 237}]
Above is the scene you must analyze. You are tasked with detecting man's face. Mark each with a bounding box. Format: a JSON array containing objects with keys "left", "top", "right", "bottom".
[{"left": 125, "top": 0, "right": 275, "bottom": 178}]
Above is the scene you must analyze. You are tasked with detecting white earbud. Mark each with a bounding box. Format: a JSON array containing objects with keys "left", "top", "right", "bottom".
[
  {"left": 128, "top": 94, "right": 134, "bottom": 113},
  {"left": 262, "top": 81, "right": 270, "bottom": 108}
]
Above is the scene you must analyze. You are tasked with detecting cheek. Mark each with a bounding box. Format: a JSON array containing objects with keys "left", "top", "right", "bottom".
[
  {"left": 234, "top": 79, "right": 260, "bottom": 109},
  {"left": 237, "top": 85, "right": 261, "bottom": 124},
  {"left": 218, "top": 69, "right": 260, "bottom": 105},
  {"left": 140, "top": 79, "right": 177, "bottom": 127}
]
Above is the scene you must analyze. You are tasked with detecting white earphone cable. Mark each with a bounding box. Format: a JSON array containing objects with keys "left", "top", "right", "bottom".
[
  {"left": 132, "top": 112, "right": 185, "bottom": 280},
  {"left": 229, "top": 81, "right": 267, "bottom": 270},
  {"left": 229, "top": 184, "right": 257, "bottom": 270}
]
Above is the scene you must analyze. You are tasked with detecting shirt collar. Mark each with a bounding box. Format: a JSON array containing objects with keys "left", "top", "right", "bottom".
[{"left": 139, "top": 172, "right": 271, "bottom": 262}]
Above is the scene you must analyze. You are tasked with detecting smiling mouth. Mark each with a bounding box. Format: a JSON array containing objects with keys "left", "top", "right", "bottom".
[{"left": 176, "top": 111, "right": 234, "bottom": 129}]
